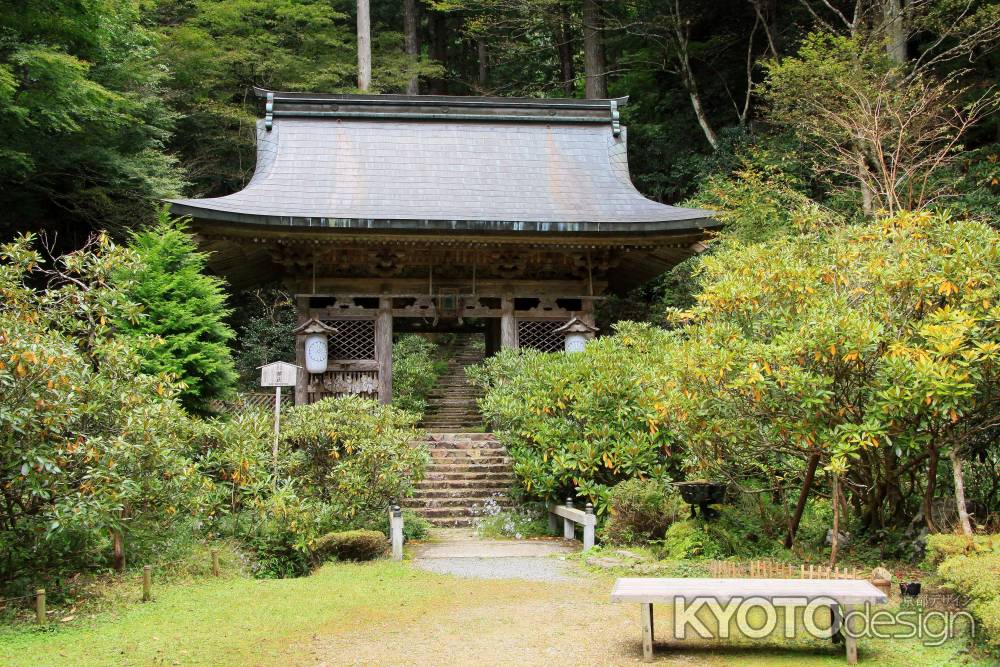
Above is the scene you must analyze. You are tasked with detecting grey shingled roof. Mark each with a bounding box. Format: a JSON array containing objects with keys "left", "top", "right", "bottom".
[{"left": 168, "top": 91, "right": 715, "bottom": 234}]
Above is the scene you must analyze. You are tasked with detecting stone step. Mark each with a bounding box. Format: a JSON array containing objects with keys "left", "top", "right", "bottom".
[
  {"left": 402, "top": 507, "right": 504, "bottom": 525},
  {"left": 425, "top": 464, "right": 511, "bottom": 474},
  {"left": 404, "top": 497, "right": 511, "bottom": 509},
  {"left": 411, "top": 489, "right": 512, "bottom": 501},
  {"left": 424, "top": 470, "right": 513, "bottom": 479},
  {"left": 414, "top": 477, "right": 511, "bottom": 490}
]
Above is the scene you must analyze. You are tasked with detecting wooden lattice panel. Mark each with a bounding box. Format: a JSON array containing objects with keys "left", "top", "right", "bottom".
[
  {"left": 517, "top": 319, "right": 564, "bottom": 353},
  {"left": 325, "top": 319, "right": 375, "bottom": 360}
]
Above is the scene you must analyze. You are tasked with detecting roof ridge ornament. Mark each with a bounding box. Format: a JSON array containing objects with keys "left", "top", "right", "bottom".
[
  {"left": 265, "top": 92, "right": 274, "bottom": 131},
  {"left": 610, "top": 100, "right": 621, "bottom": 137}
]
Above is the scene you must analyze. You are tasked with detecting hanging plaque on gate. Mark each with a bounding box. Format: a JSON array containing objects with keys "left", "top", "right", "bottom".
[{"left": 259, "top": 361, "right": 300, "bottom": 387}]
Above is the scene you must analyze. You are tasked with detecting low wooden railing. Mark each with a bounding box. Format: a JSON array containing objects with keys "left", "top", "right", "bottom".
[{"left": 547, "top": 498, "right": 596, "bottom": 551}]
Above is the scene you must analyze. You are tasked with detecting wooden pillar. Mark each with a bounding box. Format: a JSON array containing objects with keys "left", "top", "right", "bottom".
[
  {"left": 580, "top": 299, "right": 597, "bottom": 340},
  {"left": 500, "top": 296, "right": 517, "bottom": 349},
  {"left": 377, "top": 297, "right": 393, "bottom": 404},
  {"left": 294, "top": 296, "right": 309, "bottom": 406}
]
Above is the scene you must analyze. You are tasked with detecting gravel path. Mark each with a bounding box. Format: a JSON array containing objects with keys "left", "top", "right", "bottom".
[
  {"left": 413, "top": 555, "right": 580, "bottom": 582},
  {"left": 409, "top": 528, "right": 583, "bottom": 582}
]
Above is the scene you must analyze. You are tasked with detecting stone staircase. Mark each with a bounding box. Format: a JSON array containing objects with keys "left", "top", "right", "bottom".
[
  {"left": 405, "top": 433, "right": 514, "bottom": 527},
  {"left": 420, "top": 333, "right": 484, "bottom": 431}
]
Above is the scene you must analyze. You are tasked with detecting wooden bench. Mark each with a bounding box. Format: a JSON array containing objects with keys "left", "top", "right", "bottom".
[
  {"left": 547, "top": 498, "right": 596, "bottom": 551},
  {"left": 611, "top": 577, "right": 887, "bottom": 663}
]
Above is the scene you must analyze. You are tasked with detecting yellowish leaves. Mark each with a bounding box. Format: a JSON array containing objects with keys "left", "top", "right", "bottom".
[
  {"left": 938, "top": 280, "right": 959, "bottom": 296},
  {"left": 842, "top": 350, "right": 860, "bottom": 362},
  {"left": 15, "top": 363, "right": 26, "bottom": 377}
]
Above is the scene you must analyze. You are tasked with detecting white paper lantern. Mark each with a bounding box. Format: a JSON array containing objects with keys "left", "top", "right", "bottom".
[
  {"left": 564, "top": 333, "right": 588, "bottom": 353},
  {"left": 304, "top": 333, "right": 328, "bottom": 373},
  {"left": 292, "top": 318, "right": 338, "bottom": 374}
]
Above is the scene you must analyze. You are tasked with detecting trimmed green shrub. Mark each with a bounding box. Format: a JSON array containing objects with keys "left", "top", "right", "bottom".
[
  {"left": 937, "top": 550, "right": 1000, "bottom": 653},
  {"left": 468, "top": 322, "right": 683, "bottom": 512},
  {"left": 311, "top": 530, "right": 390, "bottom": 562},
  {"left": 659, "top": 520, "right": 725, "bottom": 560},
  {"left": 601, "top": 479, "right": 686, "bottom": 545},
  {"left": 280, "top": 396, "right": 428, "bottom": 528},
  {"left": 925, "top": 534, "right": 999, "bottom": 568}
]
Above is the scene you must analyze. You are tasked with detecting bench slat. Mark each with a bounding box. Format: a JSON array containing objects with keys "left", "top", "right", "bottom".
[{"left": 611, "top": 577, "right": 886, "bottom": 605}]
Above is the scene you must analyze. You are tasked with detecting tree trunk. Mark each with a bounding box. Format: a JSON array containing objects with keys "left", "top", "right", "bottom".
[
  {"left": 556, "top": 4, "right": 575, "bottom": 96},
  {"left": 403, "top": 0, "right": 420, "bottom": 95},
  {"left": 923, "top": 445, "right": 940, "bottom": 532},
  {"left": 582, "top": 0, "right": 606, "bottom": 98},
  {"left": 357, "top": 0, "right": 372, "bottom": 91},
  {"left": 829, "top": 472, "right": 841, "bottom": 567},
  {"left": 427, "top": 10, "right": 448, "bottom": 95},
  {"left": 785, "top": 453, "right": 820, "bottom": 548},
  {"left": 950, "top": 448, "right": 973, "bottom": 536},
  {"left": 670, "top": 0, "right": 717, "bottom": 149},
  {"left": 111, "top": 529, "right": 125, "bottom": 573},
  {"left": 477, "top": 40, "right": 488, "bottom": 90},
  {"left": 883, "top": 0, "right": 907, "bottom": 63}
]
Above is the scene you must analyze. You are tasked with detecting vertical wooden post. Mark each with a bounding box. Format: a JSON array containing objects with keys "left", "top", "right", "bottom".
[
  {"left": 845, "top": 604, "right": 858, "bottom": 665},
  {"left": 640, "top": 602, "right": 654, "bottom": 662},
  {"left": 500, "top": 296, "right": 517, "bottom": 349},
  {"left": 142, "top": 565, "right": 151, "bottom": 602},
  {"left": 390, "top": 505, "right": 404, "bottom": 561},
  {"left": 583, "top": 503, "right": 595, "bottom": 551},
  {"left": 272, "top": 385, "right": 281, "bottom": 486},
  {"left": 35, "top": 589, "right": 45, "bottom": 625},
  {"left": 563, "top": 497, "right": 575, "bottom": 540},
  {"left": 211, "top": 549, "right": 220, "bottom": 576},
  {"left": 294, "top": 296, "right": 309, "bottom": 406},
  {"left": 377, "top": 297, "right": 393, "bottom": 404},
  {"left": 580, "top": 299, "right": 597, "bottom": 341}
]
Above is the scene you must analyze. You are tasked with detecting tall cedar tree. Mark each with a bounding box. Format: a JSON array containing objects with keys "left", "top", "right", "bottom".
[{"left": 117, "top": 210, "right": 237, "bottom": 413}]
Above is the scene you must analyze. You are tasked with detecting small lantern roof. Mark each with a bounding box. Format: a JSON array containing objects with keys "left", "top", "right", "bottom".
[
  {"left": 554, "top": 316, "right": 599, "bottom": 335},
  {"left": 257, "top": 361, "right": 301, "bottom": 370},
  {"left": 292, "top": 317, "right": 338, "bottom": 336}
]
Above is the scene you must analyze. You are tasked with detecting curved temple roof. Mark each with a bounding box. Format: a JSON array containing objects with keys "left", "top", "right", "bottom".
[{"left": 168, "top": 89, "right": 716, "bottom": 235}]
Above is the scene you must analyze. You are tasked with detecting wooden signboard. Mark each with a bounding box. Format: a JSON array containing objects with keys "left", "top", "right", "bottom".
[{"left": 259, "top": 361, "right": 299, "bottom": 387}]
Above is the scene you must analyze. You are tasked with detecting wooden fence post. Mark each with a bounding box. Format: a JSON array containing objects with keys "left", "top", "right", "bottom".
[
  {"left": 211, "top": 549, "right": 220, "bottom": 577},
  {"left": 142, "top": 565, "right": 152, "bottom": 602},
  {"left": 35, "top": 589, "right": 45, "bottom": 625},
  {"left": 583, "top": 503, "right": 595, "bottom": 551},
  {"left": 390, "top": 505, "right": 403, "bottom": 561},
  {"left": 547, "top": 504, "right": 559, "bottom": 535}
]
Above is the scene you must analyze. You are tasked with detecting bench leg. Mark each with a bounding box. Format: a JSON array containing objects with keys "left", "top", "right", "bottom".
[
  {"left": 844, "top": 604, "right": 857, "bottom": 664},
  {"left": 548, "top": 512, "right": 559, "bottom": 535},
  {"left": 641, "top": 603, "right": 654, "bottom": 662},
  {"left": 563, "top": 517, "right": 575, "bottom": 540}
]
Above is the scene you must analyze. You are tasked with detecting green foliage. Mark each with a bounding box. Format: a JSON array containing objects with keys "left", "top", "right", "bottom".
[
  {"left": 311, "top": 529, "right": 390, "bottom": 562},
  {"left": 601, "top": 479, "right": 686, "bottom": 545},
  {"left": 659, "top": 520, "right": 725, "bottom": 560},
  {"left": 392, "top": 334, "right": 446, "bottom": 415},
  {"left": 469, "top": 322, "right": 683, "bottom": 512},
  {"left": 115, "top": 210, "right": 237, "bottom": 413},
  {"left": 925, "top": 534, "right": 1000, "bottom": 568},
  {"left": 230, "top": 288, "right": 296, "bottom": 390},
  {"left": 0, "top": 234, "right": 203, "bottom": 588},
  {"left": 375, "top": 508, "right": 431, "bottom": 542},
  {"left": 667, "top": 211, "right": 1000, "bottom": 531},
  {"left": 279, "top": 396, "right": 428, "bottom": 528},
  {"left": 936, "top": 547, "right": 1000, "bottom": 653},
  {"left": 0, "top": 0, "right": 184, "bottom": 235}
]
